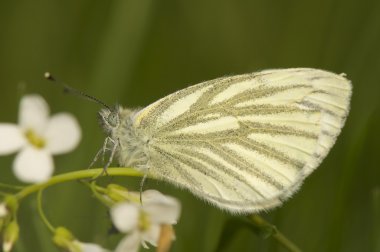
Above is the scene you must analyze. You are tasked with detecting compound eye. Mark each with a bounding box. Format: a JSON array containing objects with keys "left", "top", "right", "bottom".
[{"left": 107, "top": 112, "right": 119, "bottom": 127}]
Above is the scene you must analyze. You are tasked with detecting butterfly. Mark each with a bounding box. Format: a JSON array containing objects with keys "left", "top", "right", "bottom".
[{"left": 98, "top": 68, "right": 352, "bottom": 213}]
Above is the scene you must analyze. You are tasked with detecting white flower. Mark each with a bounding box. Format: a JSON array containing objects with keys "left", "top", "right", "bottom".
[
  {"left": 111, "top": 190, "right": 181, "bottom": 252},
  {"left": 74, "top": 241, "right": 110, "bottom": 252},
  {"left": 53, "top": 226, "right": 110, "bottom": 252},
  {"left": 0, "top": 94, "right": 81, "bottom": 183}
]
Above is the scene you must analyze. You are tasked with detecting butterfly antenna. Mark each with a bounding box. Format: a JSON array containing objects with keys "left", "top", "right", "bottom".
[{"left": 44, "top": 72, "right": 111, "bottom": 110}]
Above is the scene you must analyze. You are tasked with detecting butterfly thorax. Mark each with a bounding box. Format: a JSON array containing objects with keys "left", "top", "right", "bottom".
[{"left": 99, "top": 106, "right": 150, "bottom": 170}]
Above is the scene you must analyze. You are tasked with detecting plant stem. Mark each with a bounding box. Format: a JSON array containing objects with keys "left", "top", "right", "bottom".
[
  {"left": 0, "top": 182, "right": 24, "bottom": 190},
  {"left": 249, "top": 215, "right": 302, "bottom": 252},
  {"left": 37, "top": 189, "right": 55, "bottom": 233},
  {"left": 373, "top": 187, "right": 380, "bottom": 252},
  {"left": 88, "top": 181, "right": 114, "bottom": 207},
  {"left": 15, "top": 168, "right": 142, "bottom": 200}
]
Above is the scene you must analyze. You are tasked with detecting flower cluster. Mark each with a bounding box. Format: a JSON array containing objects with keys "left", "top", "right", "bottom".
[
  {"left": 51, "top": 187, "right": 181, "bottom": 252},
  {"left": 110, "top": 189, "right": 181, "bottom": 252},
  {"left": 0, "top": 94, "right": 181, "bottom": 252}
]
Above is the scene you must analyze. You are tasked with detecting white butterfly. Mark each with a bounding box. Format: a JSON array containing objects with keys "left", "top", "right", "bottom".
[{"left": 98, "top": 68, "right": 352, "bottom": 213}]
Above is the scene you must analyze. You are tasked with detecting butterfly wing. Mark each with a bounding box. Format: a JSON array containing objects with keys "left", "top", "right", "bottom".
[{"left": 133, "top": 68, "right": 352, "bottom": 213}]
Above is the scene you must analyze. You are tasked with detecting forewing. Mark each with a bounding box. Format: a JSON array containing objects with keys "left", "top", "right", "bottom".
[{"left": 134, "top": 68, "right": 352, "bottom": 213}]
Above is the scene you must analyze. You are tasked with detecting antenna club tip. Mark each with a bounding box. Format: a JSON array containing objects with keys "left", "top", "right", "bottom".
[{"left": 44, "top": 72, "right": 54, "bottom": 81}]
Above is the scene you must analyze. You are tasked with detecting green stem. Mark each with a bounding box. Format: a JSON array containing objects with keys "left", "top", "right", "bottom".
[
  {"left": 373, "top": 187, "right": 380, "bottom": 252},
  {"left": 37, "top": 189, "right": 55, "bottom": 233},
  {"left": 15, "top": 168, "right": 143, "bottom": 200},
  {"left": 0, "top": 182, "right": 24, "bottom": 190},
  {"left": 86, "top": 181, "right": 113, "bottom": 207},
  {"left": 249, "top": 215, "right": 302, "bottom": 252}
]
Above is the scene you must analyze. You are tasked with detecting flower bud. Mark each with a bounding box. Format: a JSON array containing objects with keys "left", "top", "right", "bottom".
[
  {"left": 2, "top": 220, "right": 19, "bottom": 252},
  {"left": 0, "top": 204, "right": 8, "bottom": 218},
  {"left": 0, "top": 203, "right": 9, "bottom": 231},
  {"left": 52, "top": 227, "right": 81, "bottom": 252},
  {"left": 106, "top": 184, "right": 130, "bottom": 203}
]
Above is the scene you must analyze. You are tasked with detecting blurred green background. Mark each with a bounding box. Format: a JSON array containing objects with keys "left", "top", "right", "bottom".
[{"left": 0, "top": 1, "right": 379, "bottom": 251}]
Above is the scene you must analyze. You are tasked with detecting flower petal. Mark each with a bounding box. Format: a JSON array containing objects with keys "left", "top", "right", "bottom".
[
  {"left": 13, "top": 147, "right": 54, "bottom": 183},
  {"left": 115, "top": 232, "right": 141, "bottom": 252},
  {"left": 0, "top": 124, "right": 25, "bottom": 155},
  {"left": 76, "top": 241, "right": 110, "bottom": 252},
  {"left": 141, "top": 224, "right": 161, "bottom": 247},
  {"left": 142, "top": 190, "right": 181, "bottom": 225},
  {"left": 111, "top": 203, "right": 139, "bottom": 233},
  {"left": 44, "top": 113, "right": 81, "bottom": 155},
  {"left": 19, "top": 94, "right": 49, "bottom": 135}
]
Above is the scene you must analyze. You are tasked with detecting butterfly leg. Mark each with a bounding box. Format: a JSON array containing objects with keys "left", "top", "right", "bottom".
[
  {"left": 102, "top": 137, "right": 119, "bottom": 175},
  {"left": 88, "top": 147, "right": 103, "bottom": 169},
  {"left": 135, "top": 164, "right": 150, "bottom": 205},
  {"left": 139, "top": 172, "right": 147, "bottom": 205},
  {"left": 89, "top": 137, "right": 118, "bottom": 180},
  {"left": 88, "top": 136, "right": 113, "bottom": 169}
]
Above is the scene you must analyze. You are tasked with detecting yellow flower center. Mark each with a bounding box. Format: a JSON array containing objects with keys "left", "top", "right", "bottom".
[
  {"left": 138, "top": 211, "right": 151, "bottom": 231},
  {"left": 24, "top": 129, "right": 45, "bottom": 149}
]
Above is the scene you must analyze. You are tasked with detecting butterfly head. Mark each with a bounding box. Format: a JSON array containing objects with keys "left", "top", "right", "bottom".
[{"left": 98, "top": 106, "right": 121, "bottom": 135}]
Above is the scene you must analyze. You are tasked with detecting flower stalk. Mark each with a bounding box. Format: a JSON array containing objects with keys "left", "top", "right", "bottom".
[
  {"left": 249, "top": 215, "right": 302, "bottom": 252},
  {"left": 15, "top": 168, "right": 143, "bottom": 200}
]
